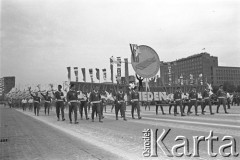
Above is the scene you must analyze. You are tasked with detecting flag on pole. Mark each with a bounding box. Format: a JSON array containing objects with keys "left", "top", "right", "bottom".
[
  {"left": 96, "top": 68, "right": 100, "bottom": 81},
  {"left": 110, "top": 58, "right": 113, "bottom": 83},
  {"left": 81, "top": 68, "right": 86, "bottom": 82},
  {"left": 117, "top": 57, "right": 121, "bottom": 84},
  {"left": 102, "top": 69, "right": 107, "bottom": 81},
  {"left": 124, "top": 58, "right": 129, "bottom": 85},
  {"left": 74, "top": 67, "right": 78, "bottom": 82},
  {"left": 130, "top": 44, "right": 140, "bottom": 62},
  {"left": 67, "top": 67, "right": 71, "bottom": 82},
  {"left": 89, "top": 69, "right": 93, "bottom": 82}
]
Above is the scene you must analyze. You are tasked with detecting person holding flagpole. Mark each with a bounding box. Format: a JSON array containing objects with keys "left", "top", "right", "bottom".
[
  {"left": 28, "top": 88, "right": 41, "bottom": 116},
  {"left": 53, "top": 85, "right": 65, "bottom": 121}
]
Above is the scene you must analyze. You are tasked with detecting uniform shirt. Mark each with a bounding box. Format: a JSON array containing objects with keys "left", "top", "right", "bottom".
[
  {"left": 131, "top": 90, "right": 139, "bottom": 100},
  {"left": 217, "top": 89, "right": 226, "bottom": 98},
  {"left": 41, "top": 93, "right": 52, "bottom": 102},
  {"left": 89, "top": 90, "right": 101, "bottom": 102},
  {"left": 54, "top": 90, "right": 64, "bottom": 100},
  {"left": 28, "top": 99, "right": 33, "bottom": 103},
  {"left": 174, "top": 91, "right": 182, "bottom": 100},
  {"left": 22, "top": 99, "right": 27, "bottom": 104},
  {"left": 202, "top": 89, "right": 210, "bottom": 98},
  {"left": 78, "top": 91, "right": 88, "bottom": 101},
  {"left": 116, "top": 91, "right": 125, "bottom": 101},
  {"left": 189, "top": 91, "right": 198, "bottom": 100},
  {"left": 30, "top": 94, "right": 41, "bottom": 103},
  {"left": 67, "top": 90, "right": 78, "bottom": 101}
]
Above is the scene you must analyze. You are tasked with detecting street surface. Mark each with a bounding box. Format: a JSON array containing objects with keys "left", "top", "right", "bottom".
[{"left": 1, "top": 104, "right": 240, "bottom": 160}]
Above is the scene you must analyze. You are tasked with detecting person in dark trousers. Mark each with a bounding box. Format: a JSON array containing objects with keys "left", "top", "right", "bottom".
[
  {"left": 131, "top": 86, "right": 141, "bottom": 119},
  {"left": 89, "top": 86, "right": 103, "bottom": 122},
  {"left": 173, "top": 87, "right": 185, "bottom": 116},
  {"left": 202, "top": 85, "right": 214, "bottom": 115},
  {"left": 53, "top": 85, "right": 65, "bottom": 121},
  {"left": 40, "top": 91, "right": 52, "bottom": 115},
  {"left": 116, "top": 87, "right": 127, "bottom": 121},
  {"left": 67, "top": 84, "right": 79, "bottom": 124},
  {"left": 188, "top": 87, "right": 199, "bottom": 116},
  {"left": 78, "top": 90, "right": 89, "bottom": 120},
  {"left": 216, "top": 85, "right": 228, "bottom": 114},
  {"left": 136, "top": 74, "right": 144, "bottom": 91},
  {"left": 29, "top": 89, "right": 41, "bottom": 116}
]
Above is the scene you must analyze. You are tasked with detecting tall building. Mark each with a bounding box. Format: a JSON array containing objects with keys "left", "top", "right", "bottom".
[
  {"left": 212, "top": 66, "right": 240, "bottom": 86},
  {"left": 0, "top": 76, "right": 15, "bottom": 100},
  {"left": 160, "top": 53, "right": 240, "bottom": 87}
]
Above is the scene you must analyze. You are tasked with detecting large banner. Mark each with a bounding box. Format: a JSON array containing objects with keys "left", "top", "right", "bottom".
[
  {"left": 130, "top": 44, "right": 160, "bottom": 78},
  {"left": 139, "top": 92, "right": 168, "bottom": 101}
]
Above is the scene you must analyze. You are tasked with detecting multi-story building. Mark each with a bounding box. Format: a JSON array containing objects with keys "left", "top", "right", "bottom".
[
  {"left": 0, "top": 76, "right": 15, "bottom": 100},
  {"left": 212, "top": 66, "right": 240, "bottom": 86},
  {"left": 160, "top": 52, "right": 240, "bottom": 87}
]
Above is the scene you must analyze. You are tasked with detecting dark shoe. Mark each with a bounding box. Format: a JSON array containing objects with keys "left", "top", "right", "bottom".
[
  {"left": 57, "top": 118, "right": 60, "bottom": 121},
  {"left": 74, "top": 121, "right": 79, "bottom": 124},
  {"left": 195, "top": 114, "right": 199, "bottom": 116},
  {"left": 138, "top": 117, "right": 142, "bottom": 119},
  {"left": 210, "top": 113, "right": 214, "bottom": 115},
  {"left": 99, "top": 120, "right": 103, "bottom": 123},
  {"left": 162, "top": 113, "right": 166, "bottom": 115},
  {"left": 201, "top": 112, "right": 205, "bottom": 115},
  {"left": 116, "top": 117, "right": 118, "bottom": 120},
  {"left": 132, "top": 117, "right": 135, "bottom": 119},
  {"left": 70, "top": 121, "right": 72, "bottom": 124},
  {"left": 181, "top": 114, "right": 186, "bottom": 116},
  {"left": 225, "top": 112, "right": 229, "bottom": 114},
  {"left": 124, "top": 118, "right": 127, "bottom": 121},
  {"left": 92, "top": 119, "right": 94, "bottom": 122},
  {"left": 174, "top": 114, "right": 177, "bottom": 116},
  {"left": 86, "top": 117, "right": 89, "bottom": 120},
  {"left": 62, "top": 118, "right": 65, "bottom": 121}
]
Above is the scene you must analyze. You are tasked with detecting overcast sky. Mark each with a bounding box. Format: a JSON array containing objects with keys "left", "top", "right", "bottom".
[{"left": 1, "top": 0, "right": 240, "bottom": 87}]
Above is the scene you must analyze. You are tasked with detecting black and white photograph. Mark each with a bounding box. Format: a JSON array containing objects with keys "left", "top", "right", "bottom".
[{"left": 1, "top": 0, "right": 240, "bottom": 159}]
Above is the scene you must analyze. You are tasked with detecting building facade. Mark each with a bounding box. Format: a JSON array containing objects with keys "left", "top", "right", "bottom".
[
  {"left": 160, "top": 52, "right": 240, "bottom": 87},
  {"left": 212, "top": 66, "right": 240, "bottom": 86}
]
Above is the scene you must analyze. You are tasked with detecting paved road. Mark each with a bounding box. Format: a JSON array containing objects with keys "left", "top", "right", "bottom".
[
  {"left": 1, "top": 104, "right": 240, "bottom": 160},
  {"left": 0, "top": 105, "right": 124, "bottom": 160}
]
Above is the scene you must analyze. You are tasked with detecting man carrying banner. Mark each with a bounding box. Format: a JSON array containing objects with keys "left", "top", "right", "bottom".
[
  {"left": 29, "top": 89, "right": 41, "bottom": 116},
  {"left": 89, "top": 86, "right": 103, "bottom": 122},
  {"left": 131, "top": 86, "right": 141, "bottom": 119},
  {"left": 67, "top": 84, "right": 79, "bottom": 124},
  {"left": 116, "top": 87, "right": 127, "bottom": 121},
  {"left": 173, "top": 87, "right": 185, "bottom": 116},
  {"left": 78, "top": 90, "right": 89, "bottom": 120},
  {"left": 187, "top": 87, "right": 199, "bottom": 116},
  {"left": 202, "top": 85, "right": 214, "bottom": 115},
  {"left": 53, "top": 85, "right": 65, "bottom": 121},
  {"left": 40, "top": 91, "right": 52, "bottom": 116},
  {"left": 216, "top": 85, "right": 228, "bottom": 114}
]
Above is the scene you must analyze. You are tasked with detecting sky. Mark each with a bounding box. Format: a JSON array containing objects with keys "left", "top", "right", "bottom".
[{"left": 1, "top": 0, "right": 240, "bottom": 88}]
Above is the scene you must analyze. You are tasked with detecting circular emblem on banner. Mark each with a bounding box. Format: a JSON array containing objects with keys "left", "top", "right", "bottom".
[{"left": 131, "top": 45, "right": 160, "bottom": 78}]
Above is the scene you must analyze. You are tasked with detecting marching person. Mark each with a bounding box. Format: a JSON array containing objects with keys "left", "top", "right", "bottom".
[
  {"left": 29, "top": 89, "right": 41, "bottom": 116},
  {"left": 21, "top": 98, "right": 27, "bottom": 111},
  {"left": 136, "top": 74, "right": 144, "bottom": 91},
  {"left": 28, "top": 97, "right": 33, "bottom": 111},
  {"left": 216, "top": 85, "right": 228, "bottom": 114},
  {"left": 115, "top": 87, "right": 127, "bottom": 121},
  {"left": 67, "top": 84, "right": 79, "bottom": 124},
  {"left": 78, "top": 90, "right": 89, "bottom": 120},
  {"left": 131, "top": 86, "right": 141, "bottom": 119},
  {"left": 53, "top": 85, "right": 65, "bottom": 121},
  {"left": 187, "top": 87, "right": 199, "bottom": 116},
  {"left": 89, "top": 86, "right": 103, "bottom": 122},
  {"left": 202, "top": 85, "right": 214, "bottom": 115},
  {"left": 40, "top": 91, "right": 52, "bottom": 116},
  {"left": 173, "top": 87, "right": 185, "bottom": 116}
]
